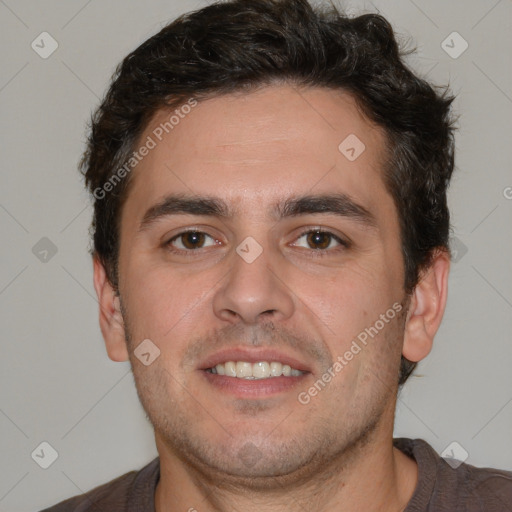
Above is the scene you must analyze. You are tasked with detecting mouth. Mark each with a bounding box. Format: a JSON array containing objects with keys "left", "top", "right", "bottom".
[
  {"left": 199, "top": 349, "right": 311, "bottom": 397},
  {"left": 205, "top": 360, "right": 305, "bottom": 379}
]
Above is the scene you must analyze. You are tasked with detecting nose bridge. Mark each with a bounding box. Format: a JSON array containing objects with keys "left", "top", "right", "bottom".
[{"left": 212, "top": 237, "right": 295, "bottom": 324}]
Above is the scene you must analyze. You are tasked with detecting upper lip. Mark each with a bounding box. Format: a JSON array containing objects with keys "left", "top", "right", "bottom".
[{"left": 198, "top": 347, "right": 312, "bottom": 373}]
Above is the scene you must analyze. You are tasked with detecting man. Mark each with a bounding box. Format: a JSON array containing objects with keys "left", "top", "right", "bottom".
[{"left": 42, "top": 0, "right": 512, "bottom": 510}]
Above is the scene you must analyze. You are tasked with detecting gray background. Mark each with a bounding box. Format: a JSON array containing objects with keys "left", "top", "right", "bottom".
[{"left": 0, "top": 0, "right": 511, "bottom": 510}]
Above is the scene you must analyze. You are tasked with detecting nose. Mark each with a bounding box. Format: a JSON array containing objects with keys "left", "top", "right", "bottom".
[{"left": 212, "top": 243, "right": 295, "bottom": 325}]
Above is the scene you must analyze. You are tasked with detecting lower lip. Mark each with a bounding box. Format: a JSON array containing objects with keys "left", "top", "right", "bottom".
[{"left": 201, "top": 370, "right": 308, "bottom": 397}]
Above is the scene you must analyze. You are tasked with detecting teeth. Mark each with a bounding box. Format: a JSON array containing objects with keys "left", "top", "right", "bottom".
[
  {"left": 224, "top": 361, "right": 237, "bottom": 377},
  {"left": 270, "top": 362, "right": 282, "bottom": 376},
  {"left": 253, "top": 361, "right": 270, "bottom": 379},
  {"left": 236, "top": 361, "right": 253, "bottom": 378},
  {"left": 208, "top": 361, "right": 305, "bottom": 379}
]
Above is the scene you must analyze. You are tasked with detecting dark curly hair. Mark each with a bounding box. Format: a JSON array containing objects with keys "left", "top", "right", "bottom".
[{"left": 81, "top": 0, "right": 456, "bottom": 386}]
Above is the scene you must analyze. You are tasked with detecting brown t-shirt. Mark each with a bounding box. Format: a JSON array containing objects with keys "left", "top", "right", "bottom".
[{"left": 40, "top": 438, "right": 512, "bottom": 511}]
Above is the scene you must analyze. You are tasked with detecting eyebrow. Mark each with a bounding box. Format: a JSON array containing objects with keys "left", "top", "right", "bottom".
[
  {"left": 276, "top": 194, "right": 377, "bottom": 228},
  {"left": 139, "top": 192, "right": 377, "bottom": 231},
  {"left": 140, "top": 195, "right": 230, "bottom": 231}
]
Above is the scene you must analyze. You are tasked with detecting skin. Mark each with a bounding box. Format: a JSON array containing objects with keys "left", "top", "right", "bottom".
[{"left": 94, "top": 84, "right": 450, "bottom": 512}]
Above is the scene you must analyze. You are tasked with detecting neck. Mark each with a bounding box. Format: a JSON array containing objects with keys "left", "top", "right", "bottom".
[{"left": 154, "top": 419, "right": 417, "bottom": 512}]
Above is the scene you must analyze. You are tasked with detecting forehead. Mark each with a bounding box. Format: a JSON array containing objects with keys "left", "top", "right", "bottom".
[{"left": 124, "top": 85, "right": 391, "bottom": 220}]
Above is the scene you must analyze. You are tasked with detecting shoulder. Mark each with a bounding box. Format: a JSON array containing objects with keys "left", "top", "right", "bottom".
[
  {"left": 39, "top": 458, "right": 159, "bottom": 512},
  {"left": 460, "top": 463, "right": 512, "bottom": 511},
  {"left": 394, "top": 438, "right": 512, "bottom": 511}
]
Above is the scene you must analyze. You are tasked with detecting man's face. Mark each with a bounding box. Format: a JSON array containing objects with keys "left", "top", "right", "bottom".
[{"left": 116, "top": 85, "right": 407, "bottom": 479}]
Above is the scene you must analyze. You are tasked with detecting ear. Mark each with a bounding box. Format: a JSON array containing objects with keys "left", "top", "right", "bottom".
[
  {"left": 402, "top": 249, "right": 450, "bottom": 362},
  {"left": 93, "top": 255, "right": 129, "bottom": 362}
]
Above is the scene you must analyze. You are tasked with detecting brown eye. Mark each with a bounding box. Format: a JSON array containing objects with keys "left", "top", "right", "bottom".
[
  {"left": 293, "top": 230, "right": 346, "bottom": 251},
  {"left": 182, "top": 232, "right": 204, "bottom": 249},
  {"left": 169, "top": 231, "right": 216, "bottom": 250},
  {"left": 306, "top": 231, "right": 332, "bottom": 249}
]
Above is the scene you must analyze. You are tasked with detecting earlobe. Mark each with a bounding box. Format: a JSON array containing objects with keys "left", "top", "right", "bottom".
[
  {"left": 402, "top": 250, "right": 450, "bottom": 363},
  {"left": 93, "top": 256, "right": 129, "bottom": 362}
]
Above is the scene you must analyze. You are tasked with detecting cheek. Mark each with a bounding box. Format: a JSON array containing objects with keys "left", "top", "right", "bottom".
[
  {"left": 294, "top": 261, "right": 392, "bottom": 338},
  {"left": 292, "top": 259, "right": 404, "bottom": 388},
  {"left": 121, "top": 258, "right": 219, "bottom": 341}
]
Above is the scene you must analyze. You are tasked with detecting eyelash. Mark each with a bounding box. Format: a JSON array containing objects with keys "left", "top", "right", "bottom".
[
  {"left": 293, "top": 228, "right": 349, "bottom": 255},
  {"left": 164, "top": 228, "right": 349, "bottom": 256},
  {"left": 164, "top": 229, "right": 220, "bottom": 254}
]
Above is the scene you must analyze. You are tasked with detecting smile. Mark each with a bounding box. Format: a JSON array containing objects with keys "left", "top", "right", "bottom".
[{"left": 206, "top": 361, "right": 306, "bottom": 379}]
